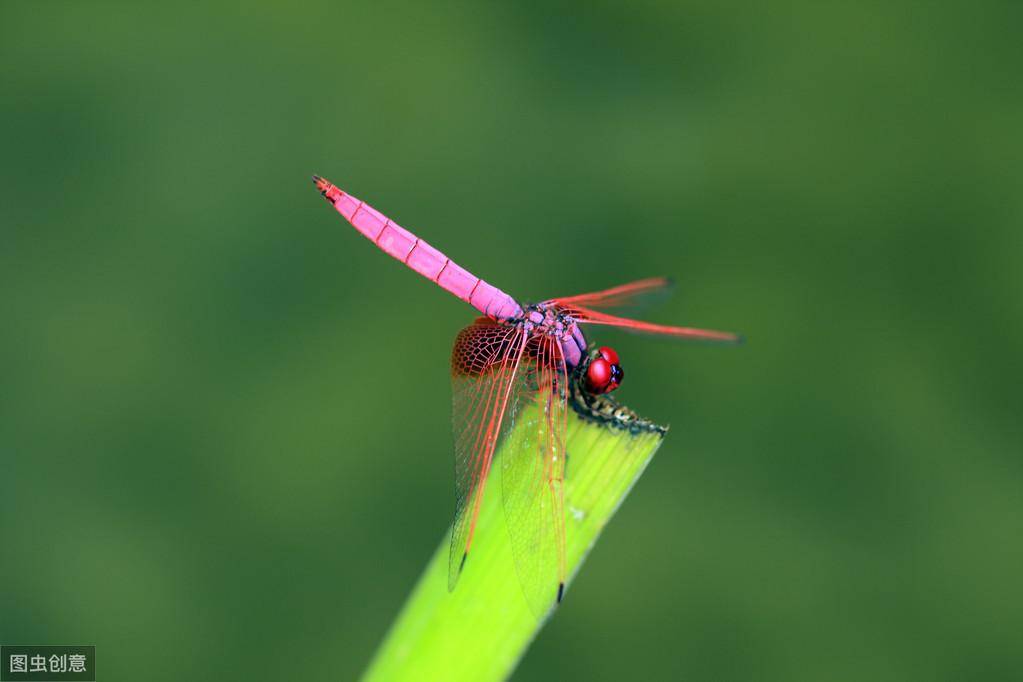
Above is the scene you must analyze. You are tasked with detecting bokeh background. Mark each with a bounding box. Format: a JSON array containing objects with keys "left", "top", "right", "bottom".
[{"left": 2, "top": 2, "right": 1021, "bottom": 680}]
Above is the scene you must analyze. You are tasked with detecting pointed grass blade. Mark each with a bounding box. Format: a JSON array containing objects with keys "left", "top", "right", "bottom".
[{"left": 362, "top": 403, "right": 666, "bottom": 682}]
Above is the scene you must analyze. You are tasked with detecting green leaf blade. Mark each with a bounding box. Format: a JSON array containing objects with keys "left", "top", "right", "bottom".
[{"left": 362, "top": 405, "right": 665, "bottom": 682}]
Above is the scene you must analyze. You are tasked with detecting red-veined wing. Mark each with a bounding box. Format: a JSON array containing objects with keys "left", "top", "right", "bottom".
[
  {"left": 501, "top": 333, "right": 569, "bottom": 618},
  {"left": 551, "top": 278, "right": 740, "bottom": 342},
  {"left": 561, "top": 303, "right": 741, "bottom": 344},
  {"left": 449, "top": 319, "right": 528, "bottom": 591},
  {"left": 548, "top": 277, "right": 674, "bottom": 312}
]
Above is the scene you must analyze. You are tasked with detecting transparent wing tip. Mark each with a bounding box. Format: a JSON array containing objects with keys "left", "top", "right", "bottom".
[
  {"left": 448, "top": 548, "right": 468, "bottom": 592},
  {"left": 689, "top": 329, "right": 744, "bottom": 345}
]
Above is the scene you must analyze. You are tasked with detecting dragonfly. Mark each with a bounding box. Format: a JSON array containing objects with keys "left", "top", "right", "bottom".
[{"left": 312, "top": 175, "right": 739, "bottom": 616}]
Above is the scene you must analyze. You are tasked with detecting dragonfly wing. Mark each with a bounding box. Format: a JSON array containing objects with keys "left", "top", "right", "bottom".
[
  {"left": 501, "top": 333, "right": 569, "bottom": 617},
  {"left": 551, "top": 278, "right": 740, "bottom": 342},
  {"left": 565, "top": 303, "right": 742, "bottom": 344},
  {"left": 449, "top": 320, "right": 528, "bottom": 591},
  {"left": 548, "top": 277, "right": 675, "bottom": 313}
]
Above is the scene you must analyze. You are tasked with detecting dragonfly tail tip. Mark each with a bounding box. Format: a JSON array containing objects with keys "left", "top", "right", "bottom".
[
  {"left": 460, "top": 551, "right": 468, "bottom": 572},
  {"left": 311, "top": 175, "right": 335, "bottom": 198},
  {"left": 557, "top": 582, "right": 565, "bottom": 603}
]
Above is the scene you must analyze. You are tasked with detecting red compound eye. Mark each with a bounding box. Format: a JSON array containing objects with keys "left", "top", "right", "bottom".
[
  {"left": 585, "top": 355, "right": 624, "bottom": 394},
  {"left": 586, "top": 358, "right": 611, "bottom": 393},
  {"left": 597, "top": 346, "right": 619, "bottom": 365}
]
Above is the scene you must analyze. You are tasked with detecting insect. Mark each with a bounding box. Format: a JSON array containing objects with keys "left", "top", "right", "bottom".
[{"left": 312, "top": 175, "right": 739, "bottom": 616}]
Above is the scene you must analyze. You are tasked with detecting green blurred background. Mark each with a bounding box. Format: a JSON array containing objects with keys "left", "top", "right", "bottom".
[{"left": 2, "top": 2, "right": 1021, "bottom": 680}]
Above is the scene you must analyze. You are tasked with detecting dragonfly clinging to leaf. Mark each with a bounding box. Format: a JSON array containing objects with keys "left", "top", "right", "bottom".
[{"left": 311, "top": 175, "right": 740, "bottom": 617}]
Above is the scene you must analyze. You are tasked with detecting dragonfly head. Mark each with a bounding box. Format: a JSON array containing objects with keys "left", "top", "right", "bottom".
[{"left": 585, "top": 346, "right": 624, "bottom": 394}]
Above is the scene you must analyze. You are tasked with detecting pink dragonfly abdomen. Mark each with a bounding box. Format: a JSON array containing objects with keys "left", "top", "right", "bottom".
[{"left": 314, "top": 176, "right": 523, "bottom": 322}]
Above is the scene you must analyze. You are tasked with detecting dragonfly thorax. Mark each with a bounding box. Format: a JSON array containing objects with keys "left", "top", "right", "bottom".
[{"left": 515, "top": 303, "right": 588, "bottom": 369}]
